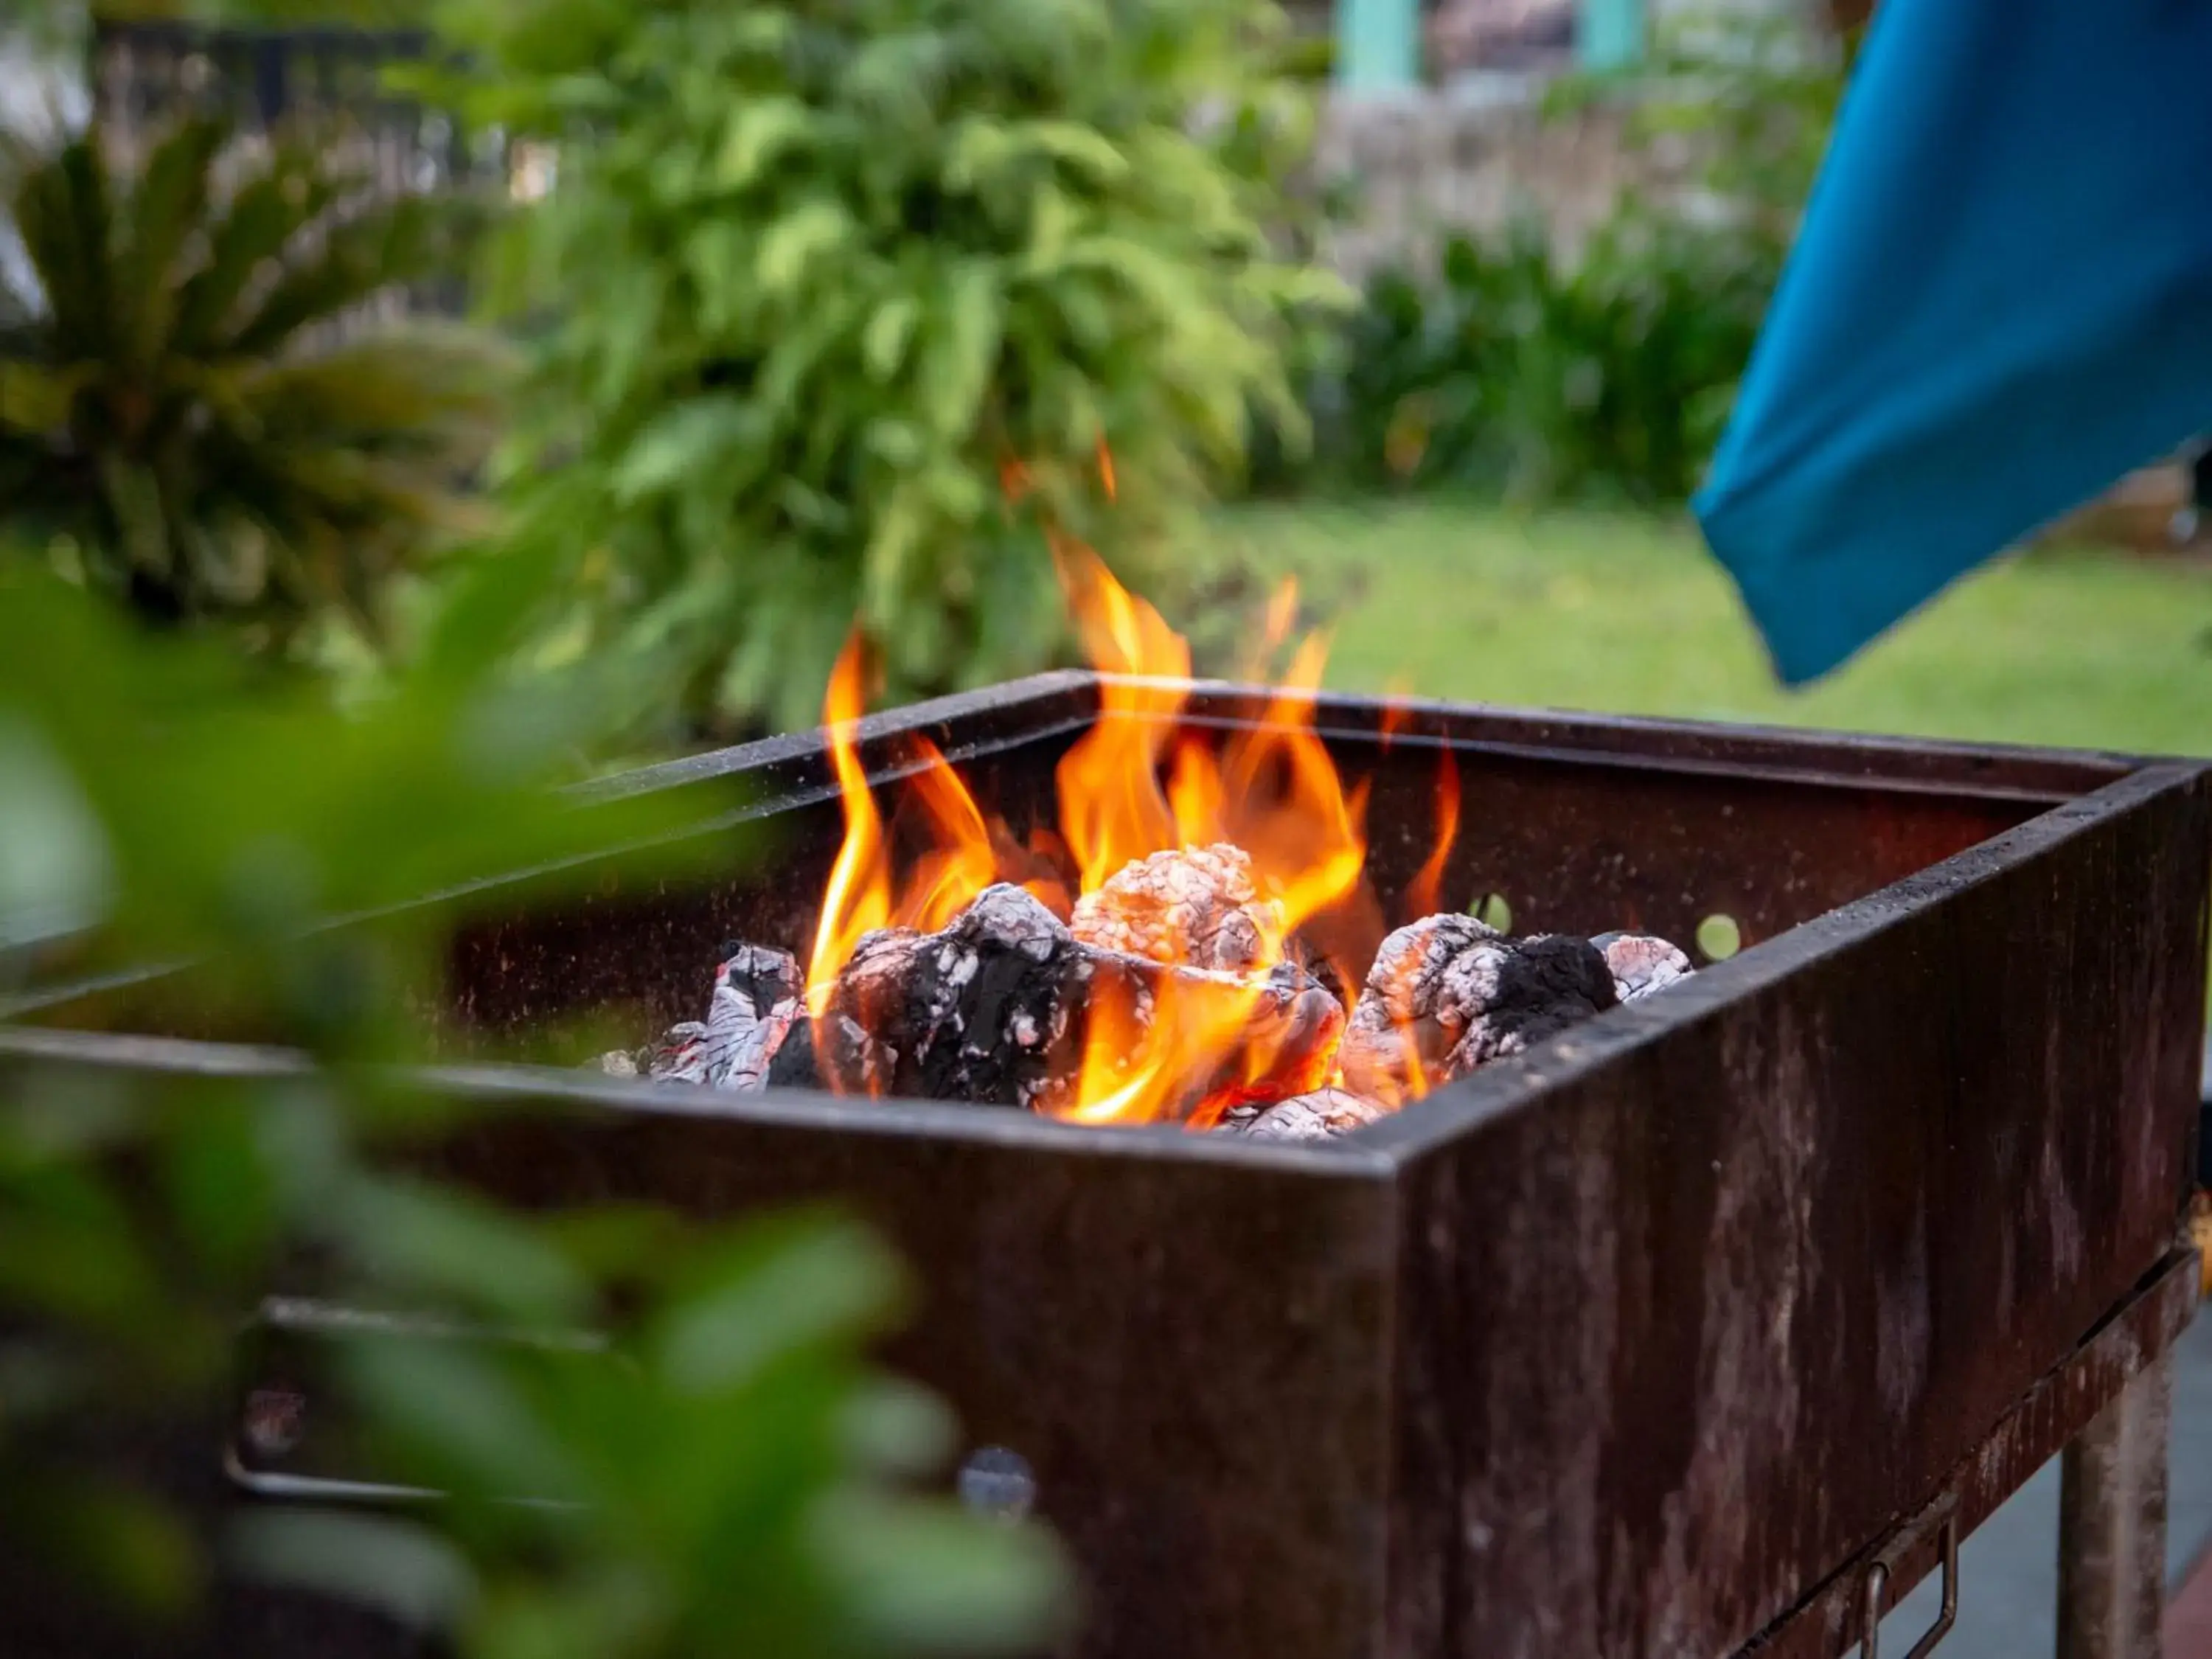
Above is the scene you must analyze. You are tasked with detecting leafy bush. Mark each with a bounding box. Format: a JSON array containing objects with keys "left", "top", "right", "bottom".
[
  {"left": 0, "top": 548, "right": 1068, "bottom": 1658},
  {"left": 0, "top": 114, "right": 509, "bottom": 649},
  {"left": 1268, "top": 211, "right": 1777, "bottom": 504},
  {"left": 1253, "top": 8, "right": 1843, "bottom": 507},
  {"left": 425, "top": 0, "right": 1340, "bottom": 738}
]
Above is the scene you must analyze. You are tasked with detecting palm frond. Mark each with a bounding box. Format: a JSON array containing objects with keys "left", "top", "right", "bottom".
[
  {"left": 170, "top": 145, "right": 342, "bottom": 358},
  {"left": 1, "top": 112, "right": 510, "bottom": 639},
  {"left": 114, "top": 116, "right": 226, "bottom": 375},
  {"left": 10, "top": 134, "right": 112, "bottom": 362},
  {"left": 227, "top": 194, "right": 462, "bottom": 358}
]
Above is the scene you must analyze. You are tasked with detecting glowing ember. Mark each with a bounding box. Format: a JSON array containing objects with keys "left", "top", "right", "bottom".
[{"left": 1071, "top": 844, "right": 1279, "bottom": 973}]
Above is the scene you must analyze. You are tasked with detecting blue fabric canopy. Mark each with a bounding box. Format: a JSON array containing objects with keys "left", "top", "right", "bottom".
[{"left": 1694, "top": 0, "right": 2212, "bottom": 685}]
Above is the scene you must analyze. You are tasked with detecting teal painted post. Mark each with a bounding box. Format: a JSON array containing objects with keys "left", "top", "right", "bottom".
[
  {"left": 1579, "top": 0, "right": 1645, "bottom": 70},
  {"left": 1334, "top": 0, "right": 1419, "bottom": 91}
]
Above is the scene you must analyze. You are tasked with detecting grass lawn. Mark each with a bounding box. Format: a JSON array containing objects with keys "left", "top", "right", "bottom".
[{"left": 1206, "top": 501, "right": 2212, "bottom": 757}]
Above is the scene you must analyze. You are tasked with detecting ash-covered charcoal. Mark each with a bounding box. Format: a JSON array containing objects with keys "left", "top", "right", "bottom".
[
  {"left": 1225, "top": 1088, "right": 1386, "bottom": 1142},
  {"left": 600, "top": 942, "right": 805, "bottom": 1091},
  {"left": 811, "top": 925, "right": 929, "bottom": 1096},
  {"left": 1591, "top": 932, "right": 1694, "bottom": 1004},
  {"left": 815, "top": 886, "right": 1088, "bottom": 1108},
  {"left": 1338, "top": 915, "right": 1617, "bottom": 1107},
  {"left": 1071, "top": 844, "right": 1283, "bottom": 973},
  {"left": 697, "top": 942, "right": 807, "bottom": 1087},
  {"left": 631, "top": 1020, "right": 708, "bottom": 1078},
  {"left": 812, "top": 882, "right": 1343, "bottom": 1117}
]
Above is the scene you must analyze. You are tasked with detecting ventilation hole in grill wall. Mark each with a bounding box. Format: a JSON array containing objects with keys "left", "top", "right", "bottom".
[
  {"left": 1696, "top": 914, "right": 1742, "bottom": 962},
  {"left": 957, "top": 1446, "right": 1037, "bottom": 1522},
  {"left": 1471, "top": 892, "right": 1512, "bottom": 933}
]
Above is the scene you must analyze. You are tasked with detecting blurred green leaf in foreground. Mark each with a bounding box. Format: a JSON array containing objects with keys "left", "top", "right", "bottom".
[{"left": 0, "top": 545, "right": 1069, "bottom": 1658}]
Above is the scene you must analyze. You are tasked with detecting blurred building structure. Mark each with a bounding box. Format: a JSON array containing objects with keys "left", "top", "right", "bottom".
[
  {"left": 0, "top": 29, "right": 88, "bottom": 307},
  {"left": 1327, "top": 0, "right": 1819, "bottom": 91}
]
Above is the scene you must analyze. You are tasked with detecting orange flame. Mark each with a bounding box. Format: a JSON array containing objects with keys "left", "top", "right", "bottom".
[
  {"left": 1166, "top": 737, "right": 1225, "bottom": 845},
  {"left": 1048, "top": 556, "right": 1368, "bottom": 1125},
  {"left": 806, "top": 639, "right": 1024, "bottom": 1045},
  {"left": 1214, "top": 633, "right": 1366, "bottom": 936},
  {"left": 1377, "top": 686, "right": 1413, "bottom": 749},
  {"left": 1051, "top": 543, "right": 1189, "bottom": 894},
  {"left": 1404, "top": 747, "right": 1460, "bottom": 923},
  {"left": 807, "top": 449, "right": 1403, "bottom": 1127},
  {"left": 807, "top": 633, "right": 891, "bottom": 1020},
  {"left": 895, "top": 734, "right": 1004, "bottom": 933}
]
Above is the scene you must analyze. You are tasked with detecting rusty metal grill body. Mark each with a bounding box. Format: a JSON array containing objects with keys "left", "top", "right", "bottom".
[{"left": 5, "top": 672, "right": 2208, "bottom": 1659}]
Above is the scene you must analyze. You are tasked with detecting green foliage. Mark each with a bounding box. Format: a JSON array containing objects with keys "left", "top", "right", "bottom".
[
  {"left": 185, "top": 1, "right": 437, "bottom": 20},
  {"left": 1268, "top": 211, "right": 1776, "bottom": 505},
  {"left": 0, "top": 552, "right": 1069, "bottom": 1655},
  {"left": 6, "top": 5, "right": 84, "bottom": 46},
  {"left": 69, "top": 1, "right": 436, "bottom": 23},
  {"left": 423, "top": 0, "right": 1343, "bottom": 737},
  {"left": 0, "top": 114, "right": 510, "bottom": 647},
  {"left": 1253, "top": 8, "right": 1843, "bottom": 508}
]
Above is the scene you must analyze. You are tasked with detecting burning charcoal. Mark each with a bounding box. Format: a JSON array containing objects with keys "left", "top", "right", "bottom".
[
  {"left": 1590, "top": 931, "right": 1694, "bottom": 1004},
  {"left": 813, "top": 882, "right": 1343, "bottom": 1118},
  {"left": 1178, "top": 958, "right": 1346, "bottom": 1117},
  {"left": 594, "top": 1050, "right": 641, "bottom": 1077},
  {"left": 636, "top": 1020, "right": 708, "bottom": 1078},
  {"left": 1338, "top": 915, "right": 1616, "bottom": 1107},
  {"left": 765, "top": 1017, "right": 822, "bottom": 1088},
  {"left": 1227, "top": 1088, "right": 1387, "bottom": 1142},
  {"left": 1071, "top": 843, "right": 1283, "bottom": 973},
  {"left": 812, "top": 925, "right": 931, "bottom": 1096},
  {"left": 696, "top": 942, "right": 806, "bottom": 1087},
  {"left": 815, "top": 886, "right": 1088, "bottom": 1109},
  {"left": 630, "top": 942, "right": 804, "bottom": 1091}
]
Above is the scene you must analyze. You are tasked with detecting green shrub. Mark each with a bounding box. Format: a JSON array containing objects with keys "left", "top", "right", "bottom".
[
  {"left": 1458, "top": 209, "right": 1778, "bottom": 504},
  {"left": 1276, "top": 210, "right": 1777, "bottom": 505},
  {"left": 425, "top": 0, "right": 1342, "bottom": 738},
  {"left": 0, "top": 115, "right": 510, "bottom": 650},
  {"left": 1253, "top": 8, "right": 1843, "bottom": 508}
]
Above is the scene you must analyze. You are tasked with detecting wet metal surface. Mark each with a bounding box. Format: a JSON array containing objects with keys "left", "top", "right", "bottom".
[{"left": 1738, "top": 1250, "right": 2199, "bottom": 1659}]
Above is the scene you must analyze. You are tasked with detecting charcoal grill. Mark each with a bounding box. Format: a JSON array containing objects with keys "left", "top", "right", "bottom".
[{"left": 4, "top": 672, "right": 2208, "bottom": 1659}]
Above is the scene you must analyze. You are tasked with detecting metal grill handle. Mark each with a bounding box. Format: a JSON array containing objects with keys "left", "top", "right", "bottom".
[{"left": 1859, "top": 1493, "right": 1960, "bottom": 1659}]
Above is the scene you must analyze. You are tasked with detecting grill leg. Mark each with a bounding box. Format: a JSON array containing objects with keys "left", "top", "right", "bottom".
[{"left": 2057, "top": 1352, "right": 2174, "bottom": 1658}]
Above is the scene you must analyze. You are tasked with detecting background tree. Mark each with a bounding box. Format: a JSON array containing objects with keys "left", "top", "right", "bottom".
[{"left": 424, "top": 0, "right": 1343, "bottom": 740}]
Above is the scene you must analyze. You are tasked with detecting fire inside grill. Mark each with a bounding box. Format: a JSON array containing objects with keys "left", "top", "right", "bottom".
[{"left": 594, "top": 538, "right": 1695, "bottom": 1141}]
